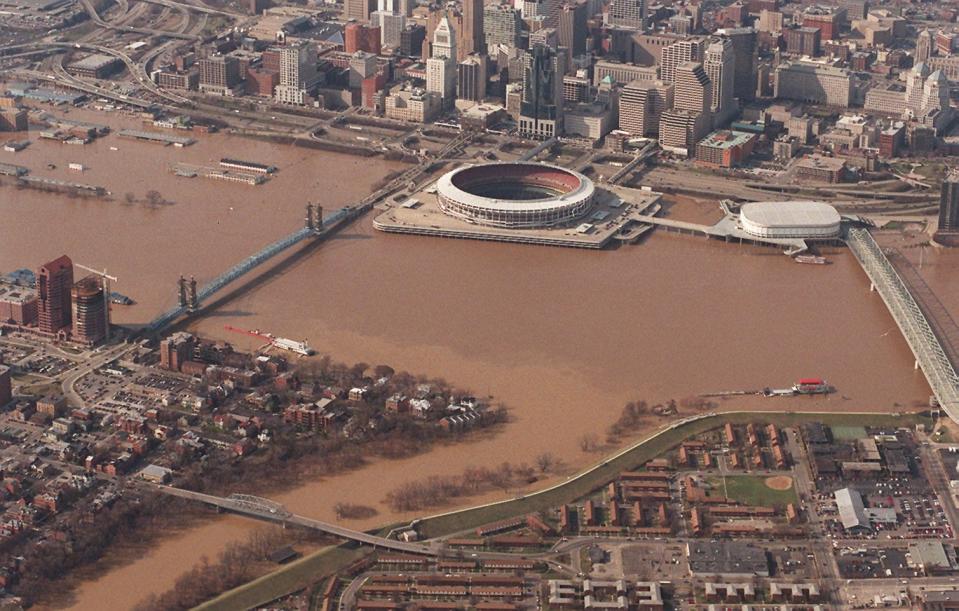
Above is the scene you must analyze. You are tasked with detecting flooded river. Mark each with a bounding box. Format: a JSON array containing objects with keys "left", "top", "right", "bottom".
[{"left": 0, "top": 109, "right": 934, "bottom": 609}]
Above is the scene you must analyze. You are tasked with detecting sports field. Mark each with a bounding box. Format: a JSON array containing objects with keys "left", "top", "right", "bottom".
[{"left": 706, "top": 474, "right": 798, "bottom": 507}]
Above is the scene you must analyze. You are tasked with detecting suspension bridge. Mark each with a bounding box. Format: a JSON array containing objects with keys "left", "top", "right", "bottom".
[
  {"left": 846, "top": 227, "right": 959, "bottom": 423},
  {"left": 148, "top": 204, "right": 350, "bottom": 331},
  {"left": 147, "top": 132, "right": 478, "bottom": 332}
]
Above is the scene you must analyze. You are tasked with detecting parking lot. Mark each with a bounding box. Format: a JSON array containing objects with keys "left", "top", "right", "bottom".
[
  {"left": 617, "top": 543, "right": 689, "bottom": 580},
  {"left": 836, "top": 547, "right": 915, "bottom": 579}
]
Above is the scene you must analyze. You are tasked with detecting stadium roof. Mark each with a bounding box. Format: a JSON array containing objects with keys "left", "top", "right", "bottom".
[{"left": 740, "top": 201, "right": 840, "bottom": 229}]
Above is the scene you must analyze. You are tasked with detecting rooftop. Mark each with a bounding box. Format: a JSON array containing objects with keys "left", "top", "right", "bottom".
[
  {"left": 740, "top": 201, "right": 840, "bottom": 229},
  {"left": 69, "top": 54, "right": 118, "bottom": 70},
  {"left": 796, "top": 154, "right": 847, "bottom": 171},
  {"left": 698, "top": 130, "right": 755, "bottom": 149}
]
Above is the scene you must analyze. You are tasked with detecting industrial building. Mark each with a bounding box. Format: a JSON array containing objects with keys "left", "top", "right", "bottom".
[
  {"left": 738, "top": 201, "right": 841, "bottom": 239},
  {"left": 66, "top": 54, "right": 122, "bottom": 79},
  {"left": 794, "top": 154, "right": 848, "bottom": 184},
  {"left": 687, "top": 541, "right": 769, "bottom": 578},
  {"left": 834, "top": 487, "right": 898, "bottom": 533}
]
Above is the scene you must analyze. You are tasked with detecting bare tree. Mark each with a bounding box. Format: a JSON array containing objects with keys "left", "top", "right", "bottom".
[
  {"left": 535, "top": 452, "right": 556, "bottom": 473},
  {"left": 334, "top": 502, "right": 378, "bottom": 520},
  {"left": 579, "top": 434, "right": 599, "bottom": 453}
]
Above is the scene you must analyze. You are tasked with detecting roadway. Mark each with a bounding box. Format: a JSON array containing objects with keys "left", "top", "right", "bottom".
[
  {"left": 77, "top": 0, "right": 200, "bottom": 40},
  {"left": 846, "top": 227, "right": 959, "bottom": 423},
  {"left": 152, "top": 485, "right": 438, "bottom": 555},
  {"left": 60, "top": 341, "right": 138, "bottom": 407}
]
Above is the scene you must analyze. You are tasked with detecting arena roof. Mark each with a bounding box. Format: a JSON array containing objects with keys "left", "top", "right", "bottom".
[{"left": 740, "top": 201, "right": 840, "bottom": 229}]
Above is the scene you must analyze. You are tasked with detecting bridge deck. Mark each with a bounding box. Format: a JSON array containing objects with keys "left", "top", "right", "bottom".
[
  {"left": 154, "top": 485, "right": 436, "bottom": 555},
  {"left": 846, "top": 227, "right": 959, "bottom": 422}
]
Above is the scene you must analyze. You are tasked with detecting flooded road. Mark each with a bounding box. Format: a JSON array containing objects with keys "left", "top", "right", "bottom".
[{"left": 0, "top": 110, "right": 934, "bottom": 609}]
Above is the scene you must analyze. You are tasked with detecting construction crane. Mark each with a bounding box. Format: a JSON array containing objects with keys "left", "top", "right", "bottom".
[{"left": 75, "top": 263, "right": 117, "bottom": 342}]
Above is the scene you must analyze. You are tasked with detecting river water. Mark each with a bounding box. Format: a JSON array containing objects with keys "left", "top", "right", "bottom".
[{"left": 0, "top": 109, "right": 934, "bottom": 610}]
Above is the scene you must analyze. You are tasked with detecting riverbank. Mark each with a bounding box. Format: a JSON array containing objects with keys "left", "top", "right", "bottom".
[{"left": 196, "top": 409, "right": 931, "bottom": 611}]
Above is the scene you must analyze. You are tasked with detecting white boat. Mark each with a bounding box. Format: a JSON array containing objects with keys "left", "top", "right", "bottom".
[{"left": 272, "top": 337, "right": 315, "bottom": 356}]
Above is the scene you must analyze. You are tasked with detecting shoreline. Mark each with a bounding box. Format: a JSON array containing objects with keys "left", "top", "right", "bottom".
[{"left": 196, "top": 408, "right": 932, "bottom": 611}]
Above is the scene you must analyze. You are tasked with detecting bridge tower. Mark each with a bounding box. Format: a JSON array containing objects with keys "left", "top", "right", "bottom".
[
  {"left": 305, "top": 203, "right": 315, "bottom": 231},
  {"left": 188, "top": 276, "right": 198, "bottom": 311},
  {"left": 178, "top": 276, "right": 188, "bottom": 308}
]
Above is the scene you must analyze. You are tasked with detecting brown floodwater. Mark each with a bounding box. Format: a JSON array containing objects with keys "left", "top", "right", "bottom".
[{"left": 0, "top": 109, "right": 937, "bottom": 610}]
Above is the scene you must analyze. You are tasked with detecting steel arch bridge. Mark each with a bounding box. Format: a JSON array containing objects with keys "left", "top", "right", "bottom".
[{"left": 226, "top": 494, "right": 292, "bottom": 519}]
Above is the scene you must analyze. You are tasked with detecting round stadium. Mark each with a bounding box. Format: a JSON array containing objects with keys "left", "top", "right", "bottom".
[
  {"left": 739, "top": 201, "right": 841, "bottom": 239},
  {"left": 436, "top": 162, "right": 596, "bottom": 229}
]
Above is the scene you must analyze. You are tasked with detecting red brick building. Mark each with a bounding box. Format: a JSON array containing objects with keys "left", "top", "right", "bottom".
[
  {"left": 345, "top": 23, "right": 382, "bottom": 55},
  {"left": 246, "top": 67, "right": 279, "bottom": 96}
]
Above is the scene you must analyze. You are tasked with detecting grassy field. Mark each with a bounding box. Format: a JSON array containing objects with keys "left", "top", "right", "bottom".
[
  {"left": 706, "top": 474, "right": 798, "bottom": 507},
  {"left": 830, "top": 425, "right": 868, "bottom": 440},
  {"left": 200, "top": 410, "right": 927, "bottom": 610}
]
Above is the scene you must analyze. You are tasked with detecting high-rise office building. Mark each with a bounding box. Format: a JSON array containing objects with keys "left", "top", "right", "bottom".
[
  {"left": 345, "top": 22, "right": 383, "bottom": 54},
  {"left": 71, "top": 276, "right": 107, "bottom": 345},
  {"left": 704, "top": 38, "right": 735, "bottom": 125},
  {"left": 372, "top": 11, "right": 406, "bottom": 48},
  {"left": 528, "top": 26, "right": 557, "bottom": 48},
  {"left": 426, "top": 16, "right": 457, "bottom": 104},
  {"left": 916, "top": 29, "right": 934, "bottom": 64},
  {"left": 462, "top": 0, "right": 485, "bottom": 56},
  {"left": 484, "top": 3, "right": 522, "bottom": 49},
  {"left": 458, "top": 54, "right": 487, "bottom": 101},
  {"left": 558, "top": 1, "right": 587, "bottom": 59},
  {"left": 274, "top": 40, "right": 319, "bottom": 105},
  {"left": 344, "top": 0, "right": 376, "bottom": 21},
  {"left": 658, "top": 61, "right": 711, "bottom": 155},
  {"left": 660, "top": 37, "right": 706, "bottom": 83},
  {"left": 519, "top": 44, "right": 565, "bottom": 138},
  {"left": 37, "top": 255, "right": 73, "bottom": 335},
  {"left": 430, "top": 14, "right": 456, "bottom": 59},
  {"left": 939, "top": 170, "right": 959, "bottom": 233},
  {"left": 608, "top": 0, "right": 646, "bottom": 30},
  {"left": 619, "top": 79, "right": 674, "bottom": 136},
  {"left": 674, "top": 61, "right": 711, "bottom": 115},
  {"left": 717, "top": 27, "right": 756, "bottom": 101},
  {"left": 400, "top": 24, "right": 426, "bottom": 56}
]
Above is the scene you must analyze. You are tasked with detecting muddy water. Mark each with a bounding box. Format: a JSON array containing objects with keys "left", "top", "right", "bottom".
[
  {"left": 1, "top": 110, "right": 935, "bottom": 609},
  {"left": 0, "top": 108, "right": 405, "bottom": 323}
]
